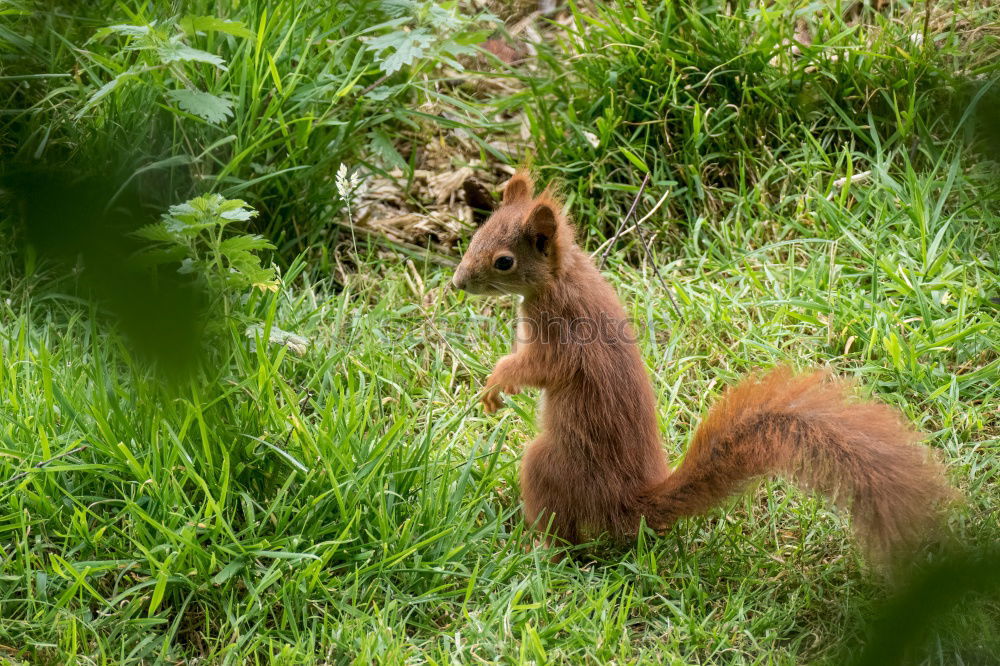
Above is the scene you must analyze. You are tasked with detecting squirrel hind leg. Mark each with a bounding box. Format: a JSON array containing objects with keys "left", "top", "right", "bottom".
[
  {"left": 520, "top": 436, "right": 584, "bottom": 546},
  {"left": 523, "top": 499, "right": 581, "bottom": 547}
]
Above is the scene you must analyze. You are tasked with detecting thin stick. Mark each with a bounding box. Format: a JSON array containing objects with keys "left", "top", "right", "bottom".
[
  {"left": 591, "top": 186, "right": 672, "bottom": 257},
  {"left": 595, "top": 174, "right": 682, "bottom": 319},
  {"left": 597, "top": 172, "right": 650, "bottom": 270},
  {"left": 359, "top": 72, "right": 391, "bottom": 97},
  {"left": 2, "top": 445, "right": 89, "bottom": 487},
  {"left": 631, "top": 214, "right": 683, "bottom": 319}
]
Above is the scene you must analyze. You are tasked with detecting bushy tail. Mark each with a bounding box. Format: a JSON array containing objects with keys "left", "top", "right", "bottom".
[{"left": 641, "top": 367, "right": 954, "bottom": 556}]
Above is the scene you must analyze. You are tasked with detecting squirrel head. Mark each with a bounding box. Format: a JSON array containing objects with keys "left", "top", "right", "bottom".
[{"left": 452, "top": 171, "right": 571, "bottom": 297}]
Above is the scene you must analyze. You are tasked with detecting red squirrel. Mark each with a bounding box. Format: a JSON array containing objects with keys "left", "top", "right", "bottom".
[{"left": 452, "top": 171, "right": 953, "bottom": 557}]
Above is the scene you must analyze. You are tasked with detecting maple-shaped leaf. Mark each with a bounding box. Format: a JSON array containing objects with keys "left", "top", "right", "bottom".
[
  {"left": 367, "top": 28, "right": 435, "bottom": 75},
  {"left": 166, "top": 89, "right": 233, "bottom": 124},
  {"left": 158, "top": 41, "right": 227, "bottom": 69}
]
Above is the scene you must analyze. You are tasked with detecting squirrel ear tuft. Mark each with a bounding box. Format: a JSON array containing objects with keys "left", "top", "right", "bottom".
[
  {"left": 503, "top": 172, "right": 534, "bottom": 204},
  {"left": 525, "top": 201, "right": 558, "bottom": 255}
]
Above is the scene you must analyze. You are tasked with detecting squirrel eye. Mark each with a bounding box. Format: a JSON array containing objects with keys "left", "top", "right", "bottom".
[{"left": 493, "top": 255, "right": 515, "bottom": 271}]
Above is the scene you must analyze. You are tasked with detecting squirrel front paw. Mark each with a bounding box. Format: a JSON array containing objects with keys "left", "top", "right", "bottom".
[
  {"left": 482, "top": 373, "right": 520, "bottom": 413},
  {"left": 481, "top": 385, "right": 504, "bottom": 413}
]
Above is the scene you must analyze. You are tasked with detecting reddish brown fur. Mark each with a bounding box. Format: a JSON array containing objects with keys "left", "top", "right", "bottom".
[{"left": 453, "top": 172, "right": 953, "bottom": 557}]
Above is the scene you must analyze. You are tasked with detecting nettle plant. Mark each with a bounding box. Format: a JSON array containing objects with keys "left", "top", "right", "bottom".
[
  {"left": 80, "top": 15, "right": 252, "bottom": 123},
  {"left": 365, "top": 0, "right": 498, "bottom": 77},
  {"left": 80, "top": 4, "right": 498, "bottom": 124},
  {"left": 133, "top": 194, "right": 278, "bottom": 326}
]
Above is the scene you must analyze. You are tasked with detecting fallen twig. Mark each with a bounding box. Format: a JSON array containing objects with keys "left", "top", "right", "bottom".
[
  {"left": 598, "top": 172, "right": 650, "bottom": 270},
  {"left": 595, "top": 174, "right": 682, "bottom": 319},
  {"left": 631, "top": 213, "right": 683, "bottom": 320},
  {"left": 591, "top": 187, "right": 672, "bottom": 258},
  {"left": 359, "top": 73, "right": 391, "bottom": 97}
]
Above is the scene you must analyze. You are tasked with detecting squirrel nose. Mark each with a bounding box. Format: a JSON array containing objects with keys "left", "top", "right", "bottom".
[{"left": 452, "top": 269, "right": 468, "bottom": 291}]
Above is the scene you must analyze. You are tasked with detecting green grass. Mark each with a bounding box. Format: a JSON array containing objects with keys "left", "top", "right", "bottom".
[{"left": 1, "top": 0, "right": 999, "bottom": 664}]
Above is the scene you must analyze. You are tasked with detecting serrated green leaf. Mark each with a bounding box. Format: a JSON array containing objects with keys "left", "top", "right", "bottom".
[
  {"left": 164, "top": 216, "right": 217, "bottom": 235},
  {"left": 427, "top": 5, "right": 464, "bottom": 31},
  {"left": 76, "top": 69, "right": 139, "bottom": 119},
  {"left": 99, "top": 24, "right": 150, "bottom": 38},
  {"left": 158, "top": 42, "right": 227, "bottom": 70},
  {"left": 380, "top": 0, "right": 416, "bottom": 18},
  {"left": 165, "top": 89, "right": 233, "bottom": 124},
  {"left": 219, "top": 235, "right": 274, "bottom": 254},
  {"left": 219, "top": 207, "right": 255, "bottom": 221},
  {"left": 167, "top": 201, "right": 199, "bottom": 218},
  {"left": 131, "top": 223, "right": 176, "bottom": 243},
  {"left": 217, "top": 198, "right": 250, "bottom": 212},
  {"left": 226, "top": 249, "right": 261, "bottom": 270},
  {"left": 367, "top": 29, "right": 434, "bottom": 75}
]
